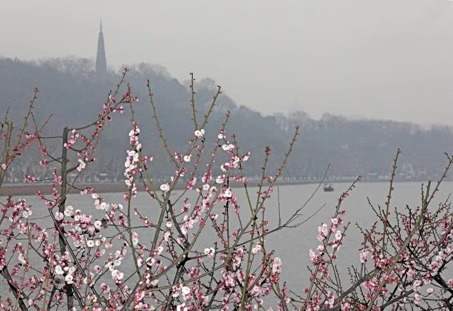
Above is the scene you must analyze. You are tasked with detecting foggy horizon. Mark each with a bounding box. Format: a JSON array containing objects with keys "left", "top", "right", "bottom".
[{"left": 2, "top": 0, "right": 453, "bottom": 125}]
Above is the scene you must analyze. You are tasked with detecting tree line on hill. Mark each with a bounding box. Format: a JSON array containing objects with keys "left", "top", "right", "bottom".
[{"left": 1, "top": 56, "right": 452, "bottom": 184}]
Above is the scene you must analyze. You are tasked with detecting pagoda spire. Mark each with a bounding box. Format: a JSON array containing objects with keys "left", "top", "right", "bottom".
[{"left": 96, "top": 20, "right": 107, "bottom": 76}]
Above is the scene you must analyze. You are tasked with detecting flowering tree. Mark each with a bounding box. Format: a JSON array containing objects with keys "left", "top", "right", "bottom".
[
  {"left": 298, "top": 150, "right": 453, "bottom": 310},
  {"left": 1, "top": 70, "right": 453, "bottom": 310}
]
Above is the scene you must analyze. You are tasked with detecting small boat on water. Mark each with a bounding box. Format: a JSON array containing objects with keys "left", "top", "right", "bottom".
[{"left": 323, "top": 183, "right": 334, "bottom": 192}]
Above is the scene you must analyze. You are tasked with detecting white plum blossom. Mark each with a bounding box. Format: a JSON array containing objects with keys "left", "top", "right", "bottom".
[
  {"left": 194, "top": 129, "right": 205, "bottom": 138},
  {"left": 65, "top": 274, "right": 74, "bottom": 284},
  {"left": 111, "top": 269, "right": 124, "bottom": 282},
  {"left": 359, "top": 249, "right": 369, "bottom": 264},
  {"left": 86, "top": 240, "right": 95, "bottom": 248},
  {"left": 223, "top": 188, "right": 232, "bottom": 198},
  {"left": 55, "top": 212, "right": 64, "bottom": 221},
  {"left": 183, "top": 154, "right": 191, "bottom": 162},
  {"left": 216, "top": 175, "right": 225, "bottom": 184},
  {"left": 76, "top": 158, "right": 86, "bottom": 172},
  {"left": 160, "top": 183, "right": 170, "bottom": 192},
  {"left": 18, "top": 253, "right": 26, "bottom": 264},
  {"left": 94, "top": 220, "right": 102, "bottom": 230},
  {"left": 95, "top": 201, "right": 108, "bottom": 210},
  {"left": 204, "top": 247, "right": 215, "bottom": 257},
  {"left": 181, "top": 286, "right": 191, "bottom": 300},
  {"left": 252, "top": 244, "right": 262, "bottom": 254},
  {"left": 123, "top": 124, "right": 143, "bottom": 196},
  {"left": 272, "top": 257, "right": 282, "bottom": 274},
  {"left": 150, "top": 279, "right": 159, "bottom": 287},
  {"left": 64, "top": 205, "right": 74, "bottom": 217},
  {"left": 317, "top": 223, "right": 329, "bottom": 241},
  {"left": 222, "top": 144, "right": 235, "bottom": 151},
  {"left": 55, "top": 265, "right": 64, "bottom": 275},
  {"left": 335, "top": 230, "right": 342, "bottom": 241}
]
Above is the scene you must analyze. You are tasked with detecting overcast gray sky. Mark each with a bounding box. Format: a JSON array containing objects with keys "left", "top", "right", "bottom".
[{"left": 2, "top": 0, "right": 453, "bottom": 125}]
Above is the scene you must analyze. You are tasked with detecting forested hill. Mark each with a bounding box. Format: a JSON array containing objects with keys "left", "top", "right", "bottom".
[{"left": 1, "top": 57, "right": 452, "bottom": 183}]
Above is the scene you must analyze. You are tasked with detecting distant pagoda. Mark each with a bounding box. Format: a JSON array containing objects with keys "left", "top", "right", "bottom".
[{"left": 95, "top": 21, "right": 107, "bottom": 77}]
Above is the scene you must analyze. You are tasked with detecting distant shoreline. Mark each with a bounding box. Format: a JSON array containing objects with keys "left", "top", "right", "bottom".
[
  {"left": 0, "top": 178, "right": 436, "bottom": 196},
  {"left": 0, "top": 181, "right": 321, "bottom": 196}
]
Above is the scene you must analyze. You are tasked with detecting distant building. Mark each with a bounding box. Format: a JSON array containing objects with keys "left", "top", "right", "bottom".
[{"left": 95, "top": 21, "right": 107, "bottom": 76}]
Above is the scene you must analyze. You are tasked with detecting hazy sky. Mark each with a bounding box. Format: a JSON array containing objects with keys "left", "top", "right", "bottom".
[{"left": 2, "top": 0, "right": 453, "bottom": 125}]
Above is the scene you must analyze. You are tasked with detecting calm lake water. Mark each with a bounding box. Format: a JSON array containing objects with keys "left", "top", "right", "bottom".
[{"left": 3, "top": 181, "right": 453, "bottom": 296}]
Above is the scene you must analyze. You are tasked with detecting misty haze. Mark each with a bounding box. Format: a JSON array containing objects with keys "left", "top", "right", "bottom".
[{"left": 1, "top": 1, "right": 453, "bottom": 310}]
